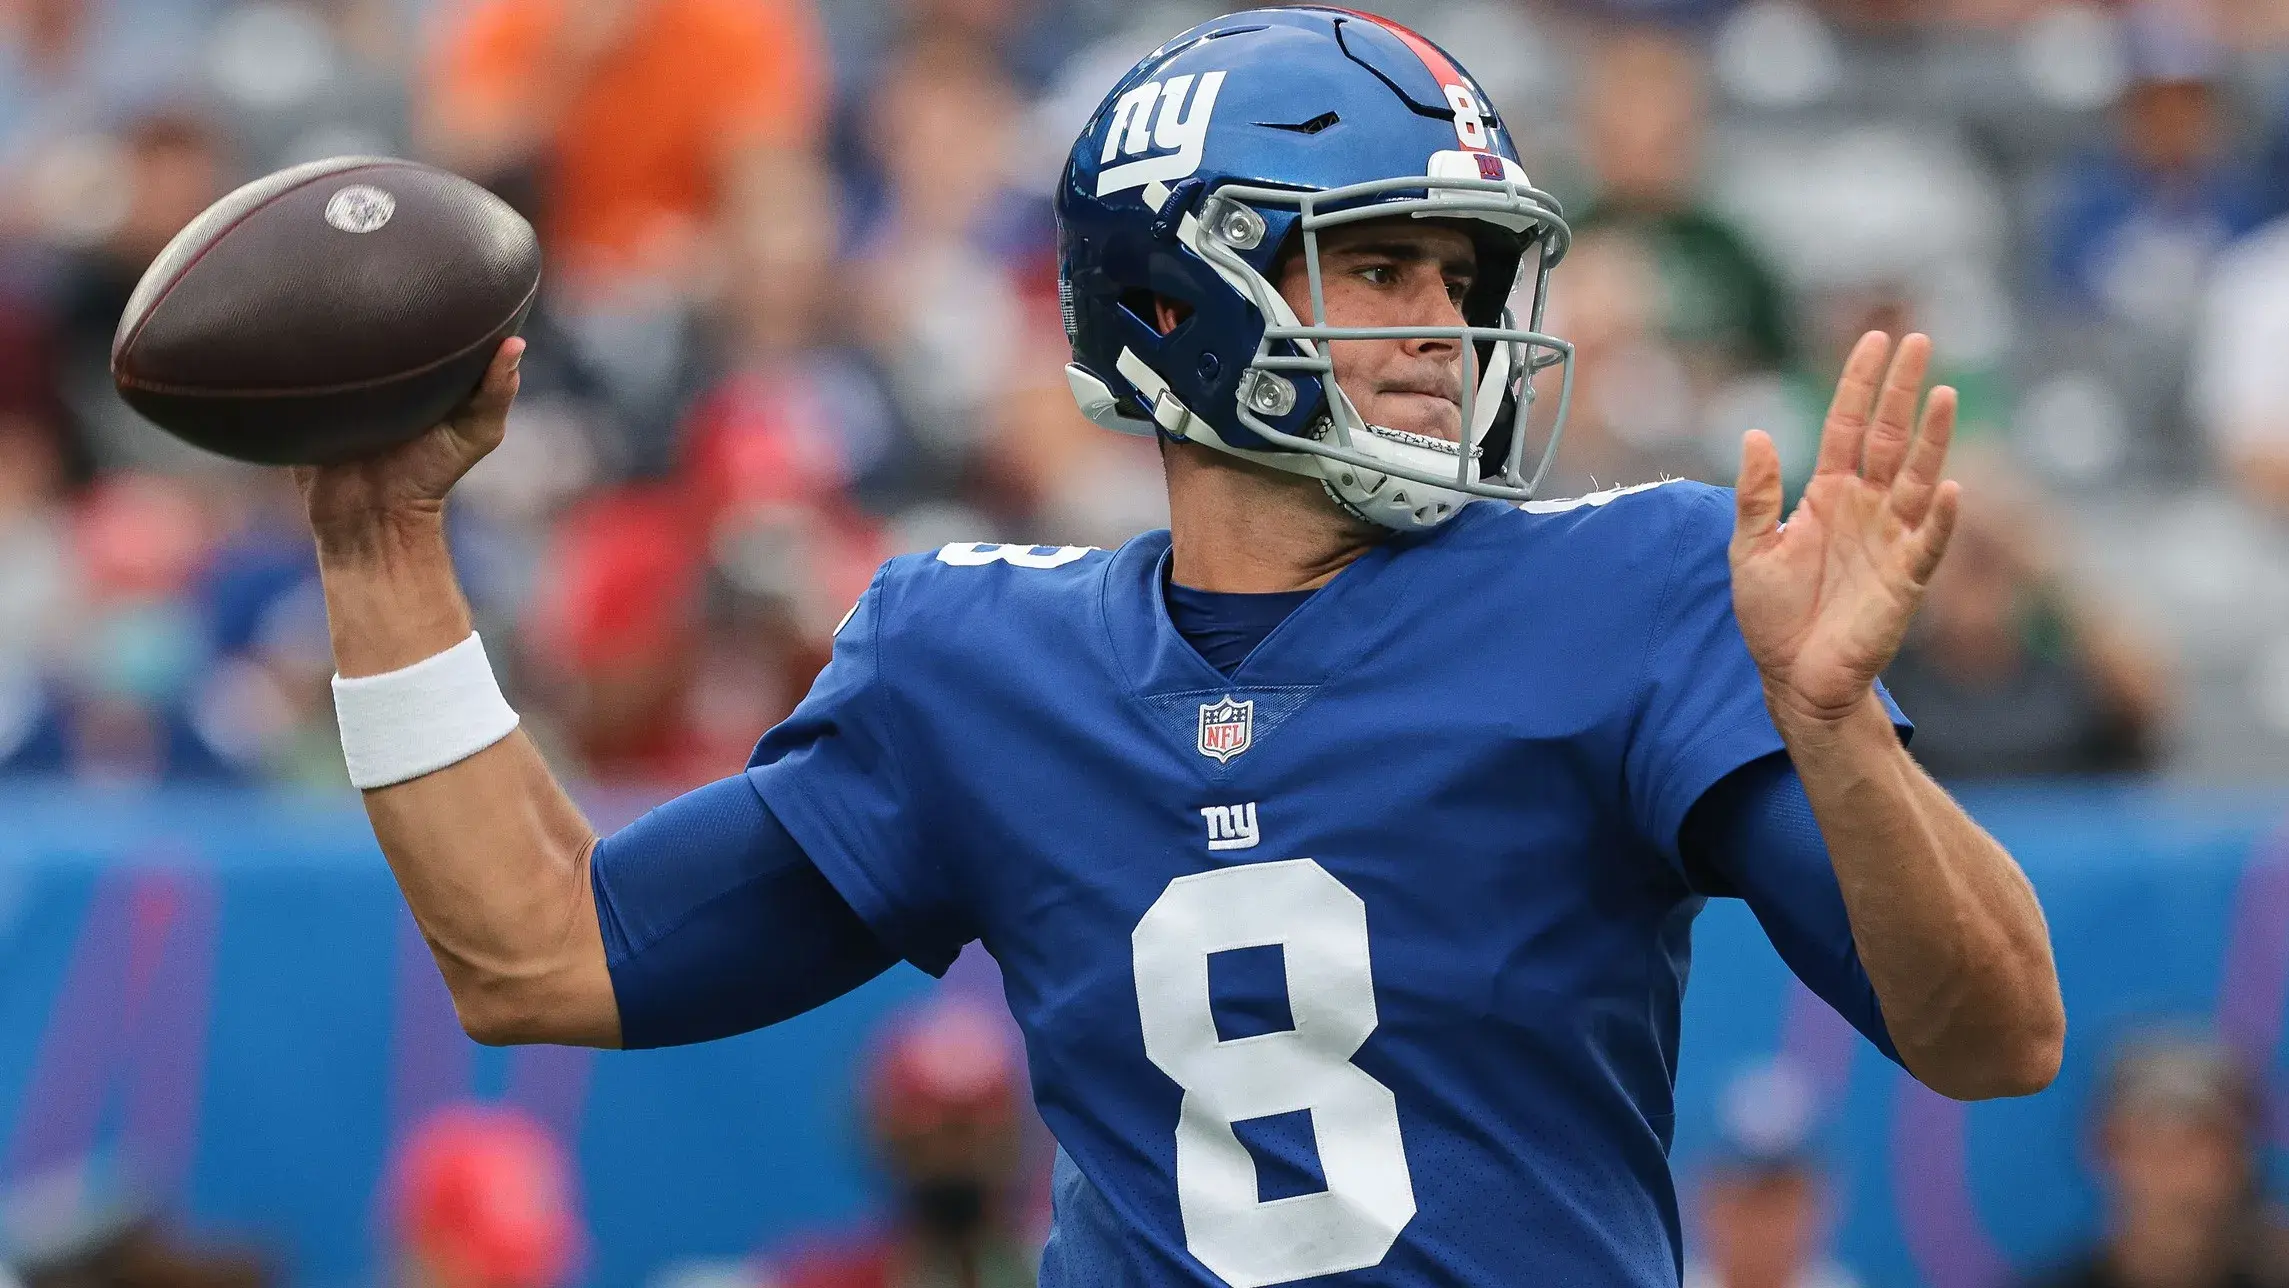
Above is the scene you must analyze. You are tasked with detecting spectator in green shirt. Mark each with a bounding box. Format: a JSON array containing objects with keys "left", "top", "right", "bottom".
[{"left": 1573, "top": 27, "right": 1795, "bottom": 374}]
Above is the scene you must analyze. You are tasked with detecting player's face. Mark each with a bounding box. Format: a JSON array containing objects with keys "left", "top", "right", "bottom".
[{"left": 1274, "top": 221, "right": 1477, "bottom": 443}]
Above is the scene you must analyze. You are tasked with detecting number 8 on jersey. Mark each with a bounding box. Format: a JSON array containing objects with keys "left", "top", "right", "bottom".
[{"left": 1132, "top": 859, "right": 1417, "bottom": 1287}]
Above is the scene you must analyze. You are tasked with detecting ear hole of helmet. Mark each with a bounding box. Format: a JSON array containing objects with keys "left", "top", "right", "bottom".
[{"left": 1117, "top": 290, "right": 1196, "bottom": 337}]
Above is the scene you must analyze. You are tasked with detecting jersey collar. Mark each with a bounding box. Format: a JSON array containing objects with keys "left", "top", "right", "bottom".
[{"left": 1099, "top": 504, "right": 1497, "bottom": 697}]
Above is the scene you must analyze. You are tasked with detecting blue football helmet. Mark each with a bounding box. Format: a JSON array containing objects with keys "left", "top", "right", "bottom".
[{"left": 1057, "top": 6, "right": 1574, "bottom": 531}]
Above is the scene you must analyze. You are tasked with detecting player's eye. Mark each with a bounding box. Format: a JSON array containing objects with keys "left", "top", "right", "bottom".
[
  {"left": 1446, "top": 278, "right": 1472, "bottom": 306},
  {"left": 1355, "top": 263, "right": 1400, "bottom": 286}
]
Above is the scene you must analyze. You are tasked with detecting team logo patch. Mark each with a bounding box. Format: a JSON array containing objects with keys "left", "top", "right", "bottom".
[
  {"left": 1097, "top": 70, "right": 1227, "bottom": 197},
  {"left": 1201, "top": 801, "right": 1260, "bottom": 851},
  {"left": 1430, "top": 149, "right": 1530, "bottom": 191},
  {"left": 1197, "top": 695, "right": 1254, "bottom": 763}
]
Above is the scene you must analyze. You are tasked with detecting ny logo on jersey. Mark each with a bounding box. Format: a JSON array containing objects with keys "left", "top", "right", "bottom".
[
  {"left": 1197, "top": 695, "right": 1254, "bottom": 763},
  {"left": 1200, "top": 801, "right": 1260, "bottom": 851},
  {"left": 1096, "top": 70, "right": 1228, "bottom": 197}
]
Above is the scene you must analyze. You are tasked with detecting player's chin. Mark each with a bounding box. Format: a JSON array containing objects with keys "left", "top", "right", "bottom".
[{"left": 1370, "top": 393, "right": 1463, "bottom": 444}]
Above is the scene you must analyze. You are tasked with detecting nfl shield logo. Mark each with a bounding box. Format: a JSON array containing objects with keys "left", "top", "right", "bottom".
[{"left": 1197, "top": 696, "right": 1254, "bottom": 763}]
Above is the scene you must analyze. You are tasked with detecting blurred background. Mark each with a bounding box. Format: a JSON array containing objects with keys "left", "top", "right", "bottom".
[{"left": 5, "top": 0, "right": 2289, "bottom": 1283}]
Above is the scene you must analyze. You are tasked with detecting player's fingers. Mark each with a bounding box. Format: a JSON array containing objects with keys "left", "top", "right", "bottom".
[
  {"left": 1860, "top": 333, "right": 1930, "bottom": 488},
  {"left": 1890, "top": 384, "right": 1957, "bottom": 527},
  {"left": 1813, "top": 331, "right": 1890, "bottom": 477},
  {"left": 1906, "top": 480, "right": 1962, "bottom": 585},
  {"left": 1733, "top": 428, "right": 1784, "bottom": 555}
]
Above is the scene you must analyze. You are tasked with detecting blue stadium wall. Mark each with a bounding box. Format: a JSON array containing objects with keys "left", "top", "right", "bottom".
[{"left": 1, "top": 783, "right": 2285, "bottom": 1287}]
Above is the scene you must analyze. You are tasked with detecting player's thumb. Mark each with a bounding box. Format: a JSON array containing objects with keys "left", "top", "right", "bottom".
[{"left": 449, "top": 339, "right": 524, "bottom": 455}]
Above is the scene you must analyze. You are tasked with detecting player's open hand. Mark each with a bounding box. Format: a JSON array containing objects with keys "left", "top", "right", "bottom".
[
  {"left": 295, "top": 338, "right": 523, "bottom": 555},
  {"left": 1729, "top": 331, "right": 1961, "bottom": 729}
]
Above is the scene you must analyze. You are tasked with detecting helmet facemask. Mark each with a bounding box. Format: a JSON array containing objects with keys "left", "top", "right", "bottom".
[{"left": 1177, "top": 167, "right": 1575, "bottom": 531}]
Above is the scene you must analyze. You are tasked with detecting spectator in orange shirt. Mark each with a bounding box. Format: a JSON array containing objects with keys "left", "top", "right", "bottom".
[{"left": 421, "top": 0, "right": 826, "bottom": 299}]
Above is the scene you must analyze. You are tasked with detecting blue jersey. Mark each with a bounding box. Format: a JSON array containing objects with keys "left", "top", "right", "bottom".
[{"left": 746, "top": 481, "right": 1903, "bottom": 1288}]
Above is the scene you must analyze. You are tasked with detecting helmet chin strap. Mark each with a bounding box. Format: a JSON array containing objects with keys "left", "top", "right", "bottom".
[
  {"left": 1312, "top": 430, "right": 1476, "bottom": 532},
  {"left": 1107, "top": 342, "right": 1490, "bottom": 534},
  {"left": 1285, "top": 325, "right": 1523, "bottom": 533}
]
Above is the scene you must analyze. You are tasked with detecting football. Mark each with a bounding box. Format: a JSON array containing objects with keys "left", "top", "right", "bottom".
[{"left": 110, "top": 155, "right": 541, "bottom": 467}]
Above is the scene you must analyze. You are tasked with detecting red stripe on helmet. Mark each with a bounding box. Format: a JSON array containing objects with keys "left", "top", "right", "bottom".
[{"left": 1326, "top": 8, "right": 1487, "bottom": 150}]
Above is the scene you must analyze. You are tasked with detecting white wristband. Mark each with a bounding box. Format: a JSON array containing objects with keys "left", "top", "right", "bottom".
[{"left": 333, "top": 632, "right": 521, "bottom": 789}]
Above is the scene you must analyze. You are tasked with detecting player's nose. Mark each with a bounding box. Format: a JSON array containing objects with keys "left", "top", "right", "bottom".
[{"left": 1396, "top": 275, "right": 1468, "bottom": 354}]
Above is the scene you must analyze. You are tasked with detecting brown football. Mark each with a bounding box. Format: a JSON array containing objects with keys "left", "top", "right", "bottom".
[{"left": 110, "top": 156, "right": 541, "bottom": 466}]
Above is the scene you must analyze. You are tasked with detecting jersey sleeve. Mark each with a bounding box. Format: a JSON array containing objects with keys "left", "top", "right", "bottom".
[
  {"left": 744, "top": 565, "right": 971, "bottom": 975},
  {"left": 1680, "top": 754, "right": 1902, "bottom": 1064},
  {"left": 593, "top": 775, "right": 899, "bottom": 1049},
  {"left": 1626, "top": 484, "right": 1910, "bottom": 861}
]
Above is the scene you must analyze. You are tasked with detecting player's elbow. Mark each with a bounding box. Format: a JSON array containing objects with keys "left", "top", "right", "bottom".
[
  {"left": 447, "top": 973, "right": 610, "bottom": 1048},
  {"left": 1991, "top": 986, "right": 2069, "bottom": 1099},
  {"left": 2013, "top": 1045, "right": 2066, "bottom": 1099},
  {"left": 449, "top": 980, "right": 549, "bottom": 1047},
  {"left": 1915, "top": 1010, "right": 2066, "bottom": 1101}
]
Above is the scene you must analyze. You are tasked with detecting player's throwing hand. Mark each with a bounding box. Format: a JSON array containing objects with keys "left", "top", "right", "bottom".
[
  {"left": 1729, "top": 331, "right": 1963, "bottom": 728},
  {"left": 294, "top": 338, "right": 525, "bottom": 551}
]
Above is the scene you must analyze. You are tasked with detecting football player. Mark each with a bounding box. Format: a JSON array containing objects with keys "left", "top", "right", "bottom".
[{"left": 300, "top": 9, "right": 2063, "bottom": 1287}]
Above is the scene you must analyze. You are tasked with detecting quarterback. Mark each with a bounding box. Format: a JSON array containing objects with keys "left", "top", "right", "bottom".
[{"left": 302, "top": 9, "right": 2062, "bottom": 1287}]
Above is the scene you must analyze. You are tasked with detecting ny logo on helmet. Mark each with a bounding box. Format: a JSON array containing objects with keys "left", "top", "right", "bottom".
[{"left": 1097, "top": 71, "right": 1228, "bottom": 198}]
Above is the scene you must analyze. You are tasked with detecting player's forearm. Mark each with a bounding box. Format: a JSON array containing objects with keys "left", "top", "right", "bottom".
[
  {"left": 316, "top": 514, "right": 619, "bottom": 1048},
  {"left": 1773, "top": 690, "right": 2063, "bottom": 1100}
]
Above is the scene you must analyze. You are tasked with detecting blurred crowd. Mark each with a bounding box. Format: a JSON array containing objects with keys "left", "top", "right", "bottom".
[
  {"left": 1684, "top": 1037, "right": 2289, "bottom": 1288},
  {"left": 9, "top": 0, "right": 2289, "bottom": 787}
]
